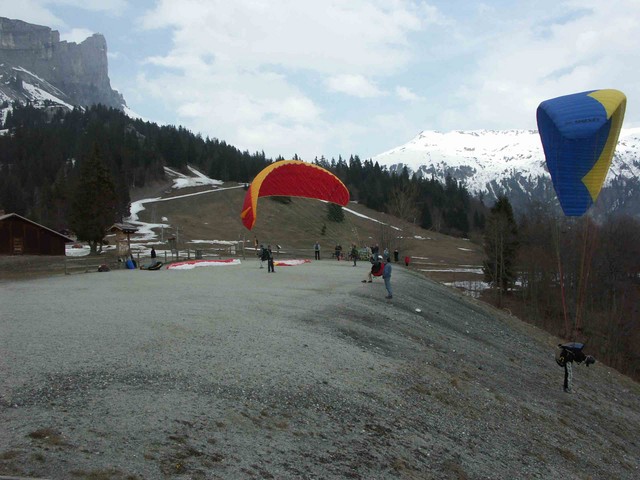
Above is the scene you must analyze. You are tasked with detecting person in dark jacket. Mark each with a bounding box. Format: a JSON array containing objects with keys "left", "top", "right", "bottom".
[
  {"left": 151, "top": 247, "right": 156, "bottom": 259},
  {"left": 258, "top": 244, "right": 267, "bottom": 268},
  {"left": 350, "top": 244, "right": 358, "bottom": 266},
  {"left": 266, "top": 245, "right": 275, "bottom": 273},
  {"left": 555, "top": 343, "right": 595, "bottom": 393}
]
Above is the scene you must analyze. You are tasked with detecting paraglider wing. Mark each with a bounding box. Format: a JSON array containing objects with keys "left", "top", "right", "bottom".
[
  {"left": 536, "top": 89, "right": 626, "bottom": 216},
  {"left": 240, "top": 160, "right": 350, "bottom": 230}
]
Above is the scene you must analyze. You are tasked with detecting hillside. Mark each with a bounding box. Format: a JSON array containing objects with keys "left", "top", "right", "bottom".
[
  {"left": 125, "top": 170, "right": 485, "bottom": 291},
  {"left": 2, "top": 170, "right": 639, "bottom": 478},
  {"left": 1, "top": 245, "right": 639, "bottom": 478}
]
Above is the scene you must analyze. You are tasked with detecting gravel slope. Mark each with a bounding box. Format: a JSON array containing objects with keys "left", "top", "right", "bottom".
[{"left": 1, "top": 260, "right": 639, "bottom": 479}]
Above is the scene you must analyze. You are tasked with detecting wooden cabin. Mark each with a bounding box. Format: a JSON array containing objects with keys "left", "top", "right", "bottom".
[{"left": 0, "top": 213, "right": 74, "bottom": 255}]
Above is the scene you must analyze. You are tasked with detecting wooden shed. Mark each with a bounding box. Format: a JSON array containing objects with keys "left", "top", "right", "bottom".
[
  {"left": 109, "top": 223, "right": 139, "bottom": 259},
  {"left": 0, "top": 213, "right": 74, "bottom": 255}
]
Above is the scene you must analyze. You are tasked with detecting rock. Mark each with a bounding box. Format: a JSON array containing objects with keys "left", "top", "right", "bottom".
[{"left": 0, "top": 17, "right": 126, "bottom": 110}]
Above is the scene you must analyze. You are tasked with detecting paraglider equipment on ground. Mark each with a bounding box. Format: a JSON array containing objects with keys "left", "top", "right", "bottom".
[{"left": 537, "top": 89, "right": 626, "bottom": 341}]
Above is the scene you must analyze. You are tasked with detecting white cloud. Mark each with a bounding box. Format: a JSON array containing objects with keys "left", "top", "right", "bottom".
[
  {"left": 60, "top": 27, "right": 94, "bottom": 43},
  {"left": 326, "top": 74, "right": 384, "bottom": 98},
  {"left": 395, "top": 86, "right": 423, "bottom": 102},
  {"left": 50, "top": 0, "right": 128, "bottom": 14},
  {"left": 141, "top": 0, "right": 438, "bottom": 75},
  {"left": 136, "top": 0, "right": 442, "bottom": 159},
  {"left": 446, "top": 0, "right": 640, "bottom": 130},
  {"left": 0, "top": 0, "right": 128, "bottom": 26},
  {"left": 0, "top": 0, "right": 65, "bottom": 26}
]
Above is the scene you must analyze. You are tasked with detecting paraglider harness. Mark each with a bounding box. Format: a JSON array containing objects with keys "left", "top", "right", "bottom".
[
  {"left": 370, "top": 255, "right": 384, "bottom": 277},
  {"left": 555, "top": 342, "right": 595, "bottom": 367},
  {"left": 555, "top": 342, "right": 595, "bottom": 393}
]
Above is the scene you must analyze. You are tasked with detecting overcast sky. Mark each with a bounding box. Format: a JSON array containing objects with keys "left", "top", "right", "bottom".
[{"left": 2, "top": 0, "right": 639, "bottom": 161}]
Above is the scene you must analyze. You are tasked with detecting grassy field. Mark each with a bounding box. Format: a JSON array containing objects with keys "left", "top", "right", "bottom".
[{"left": 130, "top": 181, "right": 486, "bottom": 284}]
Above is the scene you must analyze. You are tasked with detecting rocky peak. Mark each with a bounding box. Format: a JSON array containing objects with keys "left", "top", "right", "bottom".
[{"left": 0, "top": 17, "right": 125, "bottom": 110}]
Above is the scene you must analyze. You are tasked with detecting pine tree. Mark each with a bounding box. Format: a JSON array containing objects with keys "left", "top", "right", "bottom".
[
  {"left": 69, "top": 144, "right": 118, "bottom": 254},
  {"left": 483, "top": 196, "right": 519, "bottom": 300},
  {"left": 326, "top": 203, "right": 345, "bottom": 223}
]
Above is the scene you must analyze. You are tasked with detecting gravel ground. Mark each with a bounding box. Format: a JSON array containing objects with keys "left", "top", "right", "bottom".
[{"left": 1, "top": 259, "right": 639, "bottom": 479}]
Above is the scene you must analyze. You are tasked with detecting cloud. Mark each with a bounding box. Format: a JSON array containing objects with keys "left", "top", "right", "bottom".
[
  {"left": 137, "top": 0, "right": 442, "bottom": 159},
  {"left": 446, "top": 0, "right": 640, "bottom": 130},
  {"left": 395, "top": 86, "right": 423, "bottom": 102},
  {"left": 60, "top": 27, "right": 94, "bottom": 43},
  {"left": 141, "top": 0, "right": 439, "bottom": 75},
  {"left": 49, "top": 0, "right": 128, "bottom": 14},
  {"left": 326, "top": 75, "right": 383, "bottom": 98},
  {"left": 0, "top": 0, "right": 65, "bottom": 26},
  {"left": 0, "top": 0, "right": 128, "bottom": 28}
]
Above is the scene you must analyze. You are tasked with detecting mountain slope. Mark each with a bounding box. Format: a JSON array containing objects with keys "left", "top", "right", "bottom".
[{"left": 374, "top": 129, "right": 640, "bottom": 217}]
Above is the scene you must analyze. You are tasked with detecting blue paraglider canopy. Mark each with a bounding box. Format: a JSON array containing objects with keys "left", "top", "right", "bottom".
[{"left": 536, "top": 89, "right": 626, "bottom": 216}]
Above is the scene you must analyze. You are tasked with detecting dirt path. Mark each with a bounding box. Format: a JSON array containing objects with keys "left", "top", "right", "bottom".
[{"left": 1, "top": 260, "right": 639, "bottom": 479}]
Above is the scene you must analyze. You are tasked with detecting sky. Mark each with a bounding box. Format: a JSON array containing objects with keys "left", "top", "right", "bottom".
[{"left": 2, "top": 0, "right": 640, "bottom": 161}]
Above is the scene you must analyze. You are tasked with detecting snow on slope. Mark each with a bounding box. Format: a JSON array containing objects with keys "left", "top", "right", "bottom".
[{"left": 373, "top": 128, "right": 640, "bottom": 195}]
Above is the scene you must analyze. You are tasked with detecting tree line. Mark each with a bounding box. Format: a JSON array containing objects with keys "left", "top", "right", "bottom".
[
  {"left": 483, "top": 196, "right": 640, "bottom": 381},
  {"left": 0, "top": 103, "right": 487, "bottom": 240}
]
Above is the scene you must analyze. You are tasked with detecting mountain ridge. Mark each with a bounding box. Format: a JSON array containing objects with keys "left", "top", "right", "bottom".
[
  {"left": 373, "top": 128, "right": 640, "bottom": 217},
  {"left": 0, "top": 16, "right": 125, "bottom": 111}
]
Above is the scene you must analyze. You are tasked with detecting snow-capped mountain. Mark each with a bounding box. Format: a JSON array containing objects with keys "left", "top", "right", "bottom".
[{"left": 373, "top": 129, "right": 640, "bottom": 217}]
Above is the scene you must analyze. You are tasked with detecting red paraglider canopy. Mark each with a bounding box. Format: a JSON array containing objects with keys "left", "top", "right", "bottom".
[{"left": 241, "top": 160, "right": 349, "bottom": 230}]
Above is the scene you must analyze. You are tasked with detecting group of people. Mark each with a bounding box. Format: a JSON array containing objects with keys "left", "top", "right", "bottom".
[
  {"left": 313, "top": 241, "right": 401, "bottom": 266},
  {"left": 361, "top": 252, "right": 393, "bottom": 299}
]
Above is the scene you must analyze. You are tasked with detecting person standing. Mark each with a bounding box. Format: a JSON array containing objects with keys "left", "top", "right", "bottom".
[
  {"left": 382, "top": 262, "right": 392, "bottom": 299},
  {"left": 350, "top": 243, "right": 358, "bottom": 267},
  {"left": 151, "top": 247, "right": 156, "bottom": 259},
  {"left": 258, "top": 244, "right": 267, "bottom": 268},
  {"left": 555, "top": 343, "right": 595, "bottom": 393},
  {"left": 267, "top": 245, "right": 275, "bottom": 273},
  {"left": 393, "top": 248, "right": 399, "bottom": 262},
  {"left": 314, "top": 241, "right": 321, "bottom": 260}
]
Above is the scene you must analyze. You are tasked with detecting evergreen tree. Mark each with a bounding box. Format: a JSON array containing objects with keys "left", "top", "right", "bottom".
[
  {"left": 483, "top": 196, "right": 519, "bottom": 299},
  {"left": 69, "top": 144, "right": 118, "bottom": 254},
  {"left": 326, "top": 203, "right": 345, "bottom": 223},
  {"left": 420, "top": 204, "right": 433, "bottom": 230}
]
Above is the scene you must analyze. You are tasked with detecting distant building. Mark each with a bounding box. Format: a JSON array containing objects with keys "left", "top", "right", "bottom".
[
  {"left": 108, "top": 223, "right": 139, "bottom": 259},
  {"left": 0, "top": 213, "right": 74, "bottom": 255}
]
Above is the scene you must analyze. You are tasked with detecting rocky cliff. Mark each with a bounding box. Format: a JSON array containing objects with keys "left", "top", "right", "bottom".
[{"left": 0, "top": 17, "right": 125, "bottom": 110}]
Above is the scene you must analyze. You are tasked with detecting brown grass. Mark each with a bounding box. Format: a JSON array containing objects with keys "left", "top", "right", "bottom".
[
  {"left": 132, "top": 182, "right": 484, "bottom": 268},
  {"left": 27, "top": 428, "right": 69, "bottom": 446}
]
